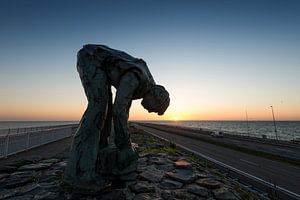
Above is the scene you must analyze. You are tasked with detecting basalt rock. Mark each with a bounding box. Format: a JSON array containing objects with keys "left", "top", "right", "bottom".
[
  {"left": 129, "top": 181, "right": 155, "bottom": 193},
  {"left": 165, "top": 169, "right": 198, "bottom": 184},
  {"left": 186, "top": 184, "right": 209, "bottom": 197},
  {"left": 196, "top": 178, "right": 222, "bottom": 189}
]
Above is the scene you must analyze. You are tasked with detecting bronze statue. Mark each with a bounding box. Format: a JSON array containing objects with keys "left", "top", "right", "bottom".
[{"left": 63, "top": 44, "right": 170, "bottom": 188}]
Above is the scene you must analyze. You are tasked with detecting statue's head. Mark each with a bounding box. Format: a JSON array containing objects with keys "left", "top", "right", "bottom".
[{"left": 141, "top": 85, "right": 170, "bottom": 115}]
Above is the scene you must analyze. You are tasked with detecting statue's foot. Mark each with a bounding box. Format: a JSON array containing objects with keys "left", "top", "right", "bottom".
[
  {"left": 117, "top": 146, "right": 138, "bottom": 169},
  {"left": 97, "top": 144, "right": 138, "bottom": 176}
]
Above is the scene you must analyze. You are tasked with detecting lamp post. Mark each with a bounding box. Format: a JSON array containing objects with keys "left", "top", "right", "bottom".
[
  {"left": 245, "top": 110, "right": 249, "bottom": 136},
  {"left": 270, "top": 106, "right": 278, "bottom": 140}
]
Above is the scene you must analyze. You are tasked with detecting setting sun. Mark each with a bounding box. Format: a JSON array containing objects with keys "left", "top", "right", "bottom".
[{"left": 173, "top": 116, "right": 179, "bottom": 121}]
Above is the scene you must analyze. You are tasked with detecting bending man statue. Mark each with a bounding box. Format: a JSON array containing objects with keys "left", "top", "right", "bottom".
[{"left": 64, "top": 44, "right": 170, "bottom": 187}]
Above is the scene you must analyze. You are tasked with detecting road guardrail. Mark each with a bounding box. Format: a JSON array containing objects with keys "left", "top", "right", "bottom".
[{"left": 0, "top": 125, "right": 78, "bottom": 158}]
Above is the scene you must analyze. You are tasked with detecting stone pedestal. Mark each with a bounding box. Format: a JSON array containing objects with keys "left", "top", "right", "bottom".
[
  {"left": 62, "top": 143, "right": 138, "bottom": 193},
  {"left": 97, "top": 144, "right": 138, "bottom": 184}
]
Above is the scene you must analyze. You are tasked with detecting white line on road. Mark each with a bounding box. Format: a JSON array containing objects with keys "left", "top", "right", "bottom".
[
  {"left": 275, "top": 147, "right": 293, "bottom": 153},
  {"left": 239, "top": 159, "right": 260, "bottom": 167}
]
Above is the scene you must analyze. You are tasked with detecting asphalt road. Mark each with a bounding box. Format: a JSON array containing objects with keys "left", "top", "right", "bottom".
[
  {"left": 139, "top": 123, "right": 300, "bottom": 161},
  {"left": 136, "top": 124, "right": 300, "bottom": 195}
]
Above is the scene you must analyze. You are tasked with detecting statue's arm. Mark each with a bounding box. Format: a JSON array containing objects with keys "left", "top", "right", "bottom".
[{"left": 113, "top": 71, "right": 139, "bottom": 149}]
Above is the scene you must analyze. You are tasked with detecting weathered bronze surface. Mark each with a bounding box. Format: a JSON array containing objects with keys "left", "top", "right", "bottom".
[{"left": 63, "top": 44, "right": 170, "bottom": 189}]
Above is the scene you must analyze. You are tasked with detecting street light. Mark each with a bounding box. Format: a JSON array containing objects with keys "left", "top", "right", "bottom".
[
  {"left": 270, "top": 106, "right": 278, "bottom": 140},
  {"left": 245, "top": 110, "right": 249, "bottom": 136}
]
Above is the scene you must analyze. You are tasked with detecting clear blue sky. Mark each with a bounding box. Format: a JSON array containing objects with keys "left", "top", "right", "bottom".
[{"left": 0, "top": 0, "right": 299, "bottom": 120}]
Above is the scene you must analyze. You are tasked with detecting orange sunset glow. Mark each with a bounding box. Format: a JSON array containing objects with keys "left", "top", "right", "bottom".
[
  {"left": 1, "top": 97, "right": 299, "bottom": 121},
  {"left": 0, "top": 1, "right": 299, "bottom": 122}
]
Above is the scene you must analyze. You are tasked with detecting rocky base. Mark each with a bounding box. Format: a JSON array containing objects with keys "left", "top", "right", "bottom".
[
  {"left": 97, "top": 145, "right": 138, "bottom": 178},
  {"left": 0, "top": 126, "right": 254, "bottom": 200}
]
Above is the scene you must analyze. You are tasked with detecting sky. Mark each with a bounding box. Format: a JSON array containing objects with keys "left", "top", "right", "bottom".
[{"left": 0, "top": 0, "right": 299, "bottom": 121}]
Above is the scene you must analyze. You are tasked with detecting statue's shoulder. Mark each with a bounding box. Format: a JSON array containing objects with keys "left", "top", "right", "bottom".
[
  {"left": 83, "top": 44, "right": 129, "bottom": 56},
  {"left": 83, "top": 44, "right": 110, "bottom": 51}
]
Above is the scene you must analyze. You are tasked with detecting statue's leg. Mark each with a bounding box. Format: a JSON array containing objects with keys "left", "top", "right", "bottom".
[
  {"left": 64, "top": 50, "right": 108, "bottom": 185},
  {"left": 99, "top": 84, "right": 112, "bottom": 148}
]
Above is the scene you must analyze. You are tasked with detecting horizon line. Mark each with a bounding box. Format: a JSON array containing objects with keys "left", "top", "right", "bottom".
[{"left": 1, "top": 119, "right": 300, "bottom": 122}]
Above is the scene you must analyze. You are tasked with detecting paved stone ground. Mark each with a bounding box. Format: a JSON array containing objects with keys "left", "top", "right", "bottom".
[{"left": 0, "top": 126, "right": 261, "bottom": 200}]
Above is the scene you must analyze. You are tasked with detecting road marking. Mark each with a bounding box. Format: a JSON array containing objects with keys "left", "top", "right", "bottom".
[
  {"left": 275, "top": 147, "right": 293, "bottom": 152},
  {"left": 239, "top": 159, "right": 260, "bottom": 167},
  {"left": 136, "top": 125, "right": 300, "bottom": 200}
]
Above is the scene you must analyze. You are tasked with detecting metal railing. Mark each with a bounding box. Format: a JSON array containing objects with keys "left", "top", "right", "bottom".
[
  {"left": 0, "top": 124, "right": 77, "bottom": 135},
  {"left": 0, "top": 124, "right": 78, "bottom": 158}
]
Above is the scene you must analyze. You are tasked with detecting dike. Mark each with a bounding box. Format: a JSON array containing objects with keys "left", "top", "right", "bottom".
[{"left": 0, "top": 125, "right": 262, "bottom": 200}]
